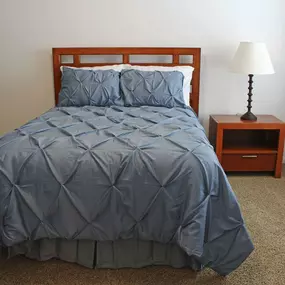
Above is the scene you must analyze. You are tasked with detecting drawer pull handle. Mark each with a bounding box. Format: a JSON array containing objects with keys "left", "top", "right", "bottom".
[{"left": 242, "top": 155, "right": 258, "bottom": 158}]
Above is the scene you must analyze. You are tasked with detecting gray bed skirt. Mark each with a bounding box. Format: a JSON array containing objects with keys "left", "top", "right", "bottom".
[{"left": 1, "top": 239, "right": 202, "bottom": 271}]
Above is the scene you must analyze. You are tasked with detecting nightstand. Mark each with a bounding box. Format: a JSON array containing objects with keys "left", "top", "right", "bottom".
[{"left": 209, "top": 115, "right": 285, "bottom": 178}]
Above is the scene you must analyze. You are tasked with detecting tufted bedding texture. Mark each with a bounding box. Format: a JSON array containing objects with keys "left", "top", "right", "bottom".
[{"left": 0, "top": 105, "right": 253, "bottom": 275}]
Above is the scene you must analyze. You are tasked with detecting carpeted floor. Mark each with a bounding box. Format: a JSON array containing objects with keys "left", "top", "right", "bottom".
[{"left": 1, "top": 171, "right": 285, "bottom": 285}]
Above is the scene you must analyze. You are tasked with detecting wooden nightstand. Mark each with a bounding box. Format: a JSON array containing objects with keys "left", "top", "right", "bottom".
[{"left": 209, "top": 115, "right": 285, "bottom": 178}]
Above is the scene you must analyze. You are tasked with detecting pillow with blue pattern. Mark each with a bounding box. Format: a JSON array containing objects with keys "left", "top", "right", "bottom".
[
  {"left": 120, "top": 69, "right": 186, "bottom": 108},
  {"left": 58, "top": 67, "right": 123, "bottom": 107}
]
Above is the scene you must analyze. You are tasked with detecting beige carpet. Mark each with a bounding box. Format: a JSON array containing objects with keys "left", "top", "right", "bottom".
[{"left": 1, "top": 171, "right": 285, "bottom": 285}]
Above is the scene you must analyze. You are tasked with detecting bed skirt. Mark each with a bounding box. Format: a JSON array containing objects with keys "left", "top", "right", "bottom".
[{"left": 1, "top": 239, "right": 203, "bottom": 271}]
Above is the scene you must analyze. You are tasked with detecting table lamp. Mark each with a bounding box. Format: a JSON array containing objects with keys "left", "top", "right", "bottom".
[{"left": 230, "top": 42, "right": 275, "bottom": 121}]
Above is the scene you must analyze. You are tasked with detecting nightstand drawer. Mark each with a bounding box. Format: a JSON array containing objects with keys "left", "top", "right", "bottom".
[{"left": 222, "top": 154, "right": 277, "bottom": 172}]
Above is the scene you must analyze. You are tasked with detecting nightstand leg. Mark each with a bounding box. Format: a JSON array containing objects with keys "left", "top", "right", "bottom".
[
  {"left": 274, "top": 171, "right": 282, "bottom": 179},
  {"left": 275, "top": 127, "right": 285, "bottom": 178},
  {"left": 216, "top": 126, "right": 223, "bottom": 163}
]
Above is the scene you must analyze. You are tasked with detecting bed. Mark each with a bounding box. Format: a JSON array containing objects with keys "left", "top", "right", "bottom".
[{"left": 0, "top": 47, "right": 253, "bottom": 276}]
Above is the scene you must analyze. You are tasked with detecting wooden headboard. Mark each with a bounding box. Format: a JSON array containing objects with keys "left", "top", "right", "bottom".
[{"left": 52, "top": 47, "right": 201, "bottom": 115}]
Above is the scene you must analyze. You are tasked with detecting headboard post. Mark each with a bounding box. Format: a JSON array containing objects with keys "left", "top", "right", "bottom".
[
  {"left": 52, "top": 47, "right": 201, "bottom": 115},
  {"left": 190, "top": 48, "right": 201, "bottom": 115},
  {"left": 52, "top": 51, "right": 61, "bottom": 106}
]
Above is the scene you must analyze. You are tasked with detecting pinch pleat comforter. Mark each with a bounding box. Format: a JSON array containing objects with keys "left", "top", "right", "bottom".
[{"left": 0, "top": 105, "right": 253, "bottom": 275}]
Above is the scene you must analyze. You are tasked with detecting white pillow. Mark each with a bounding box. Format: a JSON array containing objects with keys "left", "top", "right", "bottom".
[
  {"left": 60, "top": 64, "right": 128, "bottom": 72},
  {"left": 126, "top": 65, "right": 194, "bottom": 106}
]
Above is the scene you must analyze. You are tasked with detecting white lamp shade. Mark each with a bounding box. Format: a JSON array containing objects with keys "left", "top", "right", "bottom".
[{"left": 230, "top": 42, "right": 275, "bottom": 75}]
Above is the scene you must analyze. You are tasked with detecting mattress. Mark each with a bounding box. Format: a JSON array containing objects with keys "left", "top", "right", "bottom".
[{"left": 0, "top": 105, "right": 254, "bottom": 275}]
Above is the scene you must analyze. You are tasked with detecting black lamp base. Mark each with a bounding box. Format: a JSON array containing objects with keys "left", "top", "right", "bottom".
[
  {"left": 241, "top": 111, "right": 257, "bottom": 121},
  {"left": 241, "top": 74, "right": 257, "bottom": 122}
]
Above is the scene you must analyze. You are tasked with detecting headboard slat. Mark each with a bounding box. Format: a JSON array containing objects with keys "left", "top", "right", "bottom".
[
  {"left": 123, "top": 54, "right": 129, "bottom": 64},
  {"left": 52, "top": 47, "right": 201, "bottom": 115},
  {"left": 73, "top": 55, "right": 80, "bottom": 65},
  {"left": 173, "top": 54, "right": 179, "bottom": 65}
]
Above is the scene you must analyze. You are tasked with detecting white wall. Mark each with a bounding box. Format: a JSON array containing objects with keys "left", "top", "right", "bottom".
[{"left": 0, "top": 0, "right": 284, "bottom": 135}]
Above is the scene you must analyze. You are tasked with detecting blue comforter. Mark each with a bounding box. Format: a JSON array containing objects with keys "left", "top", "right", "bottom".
[{"left": 0, "top": 105, "right": 253, "bottom": 275}]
